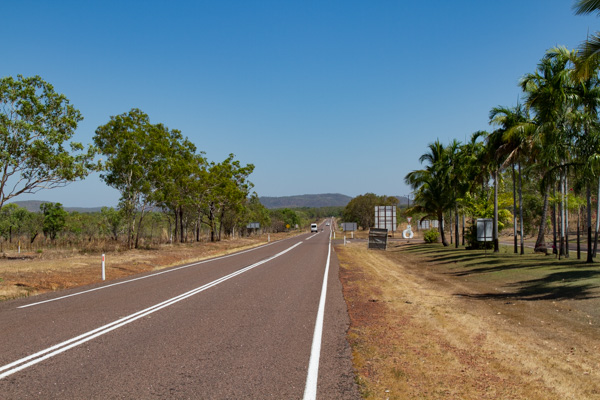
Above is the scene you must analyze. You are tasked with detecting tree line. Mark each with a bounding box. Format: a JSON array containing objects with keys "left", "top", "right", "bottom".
[
  {"left": 405, "top": 1, "right": 600, "bottom": 262},
  {"left": 0, "top": 75, "right": 290, "bottom": 248}
]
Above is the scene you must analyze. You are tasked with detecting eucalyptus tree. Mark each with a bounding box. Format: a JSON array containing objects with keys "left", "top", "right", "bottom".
[
  {"left": 100, "top": 206, "right": 123, "bottom": 241},
  {"left": 405, "top": 140, "right": 454, "bottom": 246},
  {"left": 215, "top": 155, "right": 255, "bottom": 240},
  {"left": 0, "top": 203, "right": 28, "bottom": 243},
  {"left": 152, "top": 129, "right": 202, "bottom": 243},
  {"left": 0, "top": 75, "right": 95, "bottom": 210},
  {"left": 243, "top": 194, "right": 271, "bottom": 234},
  {"left": 342, "top": 193, "right": 398, "bottom": 230},
  {"left": 200, "top": 154, "right": 255, "bottom": 242},
  {"left": 41, "top": 202, "right": 67, "bottom": 241},
  {"left": 94, "top": 109, "right": 190, "bottom": 248}
]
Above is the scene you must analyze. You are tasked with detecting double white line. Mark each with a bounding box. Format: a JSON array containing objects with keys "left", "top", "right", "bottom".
[{"left": 0, "top": 242, "right": 302, "bottom": 380}]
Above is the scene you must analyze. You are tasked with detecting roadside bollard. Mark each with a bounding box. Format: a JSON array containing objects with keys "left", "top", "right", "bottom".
[{"left": 102, "top": 254, "right": 106, "bottom": 281}]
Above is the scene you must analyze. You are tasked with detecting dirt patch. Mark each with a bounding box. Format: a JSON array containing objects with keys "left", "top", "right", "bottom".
[{"left": 336, "top": 241, "right": 600, "bottom": 400}]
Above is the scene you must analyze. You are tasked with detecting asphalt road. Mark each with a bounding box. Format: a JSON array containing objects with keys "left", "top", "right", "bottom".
[{"left": 0, "top": 224, "right": 359, "bottom": 399}]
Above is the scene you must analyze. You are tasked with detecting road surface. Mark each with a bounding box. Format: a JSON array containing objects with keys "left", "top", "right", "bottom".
[{"left": 0, "top": 224, "right": 359, "bottom": 399}]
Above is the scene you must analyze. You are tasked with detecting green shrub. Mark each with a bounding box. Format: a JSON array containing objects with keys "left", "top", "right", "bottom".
[{"left": 423, "top": 229, "right": 439, "bottom": 243}]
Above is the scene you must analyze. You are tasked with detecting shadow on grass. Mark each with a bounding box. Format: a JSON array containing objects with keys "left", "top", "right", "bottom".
[
  {"left": 402, "top": 242, "right": 600, "bottom": 301},
  {"left": 449, "top": 253, "right": 592, "bottom": 277},
  {"left": 457, "top": 270, "right": 600, "bottom": 301}
]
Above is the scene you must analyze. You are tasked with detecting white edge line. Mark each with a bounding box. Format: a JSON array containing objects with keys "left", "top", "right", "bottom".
[
  {"left": 303, "top": 230, "right": 332, "bottom": 400},
  {"left": 19, "top": 235, "right": 299, "bottom": 309},
  {"left": 0, "top": 241, "right": 303, "bottom": 379}
]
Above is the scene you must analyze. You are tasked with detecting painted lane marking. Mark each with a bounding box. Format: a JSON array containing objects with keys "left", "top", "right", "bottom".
[
  {"left": 19, "top": 235, "right": 301, "bottom": 309},
  {"left": 303, "top": 231, "right": 331, "bottom": 400},
  {"left": 0, "top": 242, "right": 303, "bottom": 380},
  {"left": 305, "top": 233, "right": 319, "bottom": 241}
]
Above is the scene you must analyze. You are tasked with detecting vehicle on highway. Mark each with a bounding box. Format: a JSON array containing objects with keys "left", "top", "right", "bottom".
[
  {"left": 311, "top": 223, "right": 318, "bottom": 232},
  {"left": 325, "top": 222, "right": 330, "bottom": 226}
]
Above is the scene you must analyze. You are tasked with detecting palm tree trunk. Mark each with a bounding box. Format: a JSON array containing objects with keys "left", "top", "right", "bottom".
[
  {"left": 577, "top": 205, "right": 581, "bottom": 260},
  {"left": 594, "top": 176, "right": 600, "bottom": 256},
  {"left": 535, "top": 188, "right": 550, "bottom": 254},
  {"left": 553, "top": 185, "right": 557, "bottom": 255},
  {"left": 565, "top": 175, "right": 569, "bottom": 258},
  {"left": 513, "top": 164, "right": 518, "bottom": 253},
  {"left": 493, "top": 169, "right": 499, "bottom": 252},
  {"left": 559, "top": 174, "right": 565, "bottom": 259},
  {"left": 438, "top": 212, "right": 448, "bottom": 246},
  {"left": 462, "top": 214, "right": 465, "bottom": 246},
  {"left": 449, "top": 210, "right": 453, "bottom": 245},
  {"left": 519, "top": 162, "right": 524, "bottom": 255},
  {"left": 455, "top": 203, "right": 459, "bottom": 249},
  {"left": 588, "top": 184, "right": 594, "bottom": 263}
]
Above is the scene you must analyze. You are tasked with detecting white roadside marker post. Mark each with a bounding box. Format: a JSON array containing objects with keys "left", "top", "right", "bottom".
[{"left": 102, "top": 254, "right": 106, "bottom": 281}]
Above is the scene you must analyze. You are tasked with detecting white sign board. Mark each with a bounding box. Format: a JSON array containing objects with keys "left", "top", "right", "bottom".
[
  {"left": 374, "top": 206, "right": 396, "bottom": 232},
  {"left": 476, "top": 218, "right": 493, "bottom": 242},
  {"left": 418, "top": 220, "right": 439, "bottom": 230}
]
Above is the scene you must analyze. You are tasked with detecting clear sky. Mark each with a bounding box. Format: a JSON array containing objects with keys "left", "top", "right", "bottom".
[{"left": 3, "top": 1, "right": 598, "bottom": 207}]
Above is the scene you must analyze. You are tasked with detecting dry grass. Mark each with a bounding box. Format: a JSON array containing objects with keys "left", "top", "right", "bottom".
[
  {"left": 0, "top": 232, "right": 297, "bottom": 301},
  {"left": 336, "top": 241, "right": 600, "bottom": 399}
]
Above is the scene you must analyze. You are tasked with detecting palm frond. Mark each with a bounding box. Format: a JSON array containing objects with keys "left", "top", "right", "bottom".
[{"left": 573, "top": 0, "right": 600, "bottom": 15}]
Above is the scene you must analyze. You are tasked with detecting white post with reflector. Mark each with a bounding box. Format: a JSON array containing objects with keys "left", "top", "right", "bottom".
[{"left": 102, "top": 254, "right": 106, "bottom": 281}]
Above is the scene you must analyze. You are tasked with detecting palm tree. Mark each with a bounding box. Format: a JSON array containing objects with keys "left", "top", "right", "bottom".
[
  {"left": 520, "top": 49, "right": 576, "bottom": 256},
  {"left": 556, "top": 45, "right": 600, "bottom": 262},
  {"left": 483, "top": 129, "right": 510, "bottom": 252},
  {"left": 446, "top": 139, "right": 465, "bottom": 248},
  {"left": 574, "top": 0, "right": 600, "bottom": 59},
  {"left": 490, "top": 103, "right": 530, "bottom": 254},
  {"left": 405, "top": 140, "right": 454, "bottom": 246}
]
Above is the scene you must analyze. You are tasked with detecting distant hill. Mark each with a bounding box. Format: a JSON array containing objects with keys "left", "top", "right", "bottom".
[
  {"left": 9, "top": 193, "right": 408, "bottom": 212},
  {"left": 259, "top": 193, "right": 352, "bottom": 209},
  {"left": 8, "top": 200, "right": 104, "bottom": 213}
]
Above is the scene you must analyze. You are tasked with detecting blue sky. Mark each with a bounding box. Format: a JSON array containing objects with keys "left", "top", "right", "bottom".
[{"left": 3, "top": 1, "right": 598, "bottom": 207}]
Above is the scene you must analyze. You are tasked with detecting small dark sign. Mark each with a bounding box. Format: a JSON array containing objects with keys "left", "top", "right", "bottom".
[{"left": 368, "top": 228, "right": 388, "bottom": 250}]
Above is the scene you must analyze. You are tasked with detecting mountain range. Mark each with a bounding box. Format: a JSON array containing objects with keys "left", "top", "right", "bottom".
[
  {"left": 10, "top": 193, "right": 408, "bottom": 212},
  {"left": 258, "top": 193, "right": 353, "bottom": 209}
]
